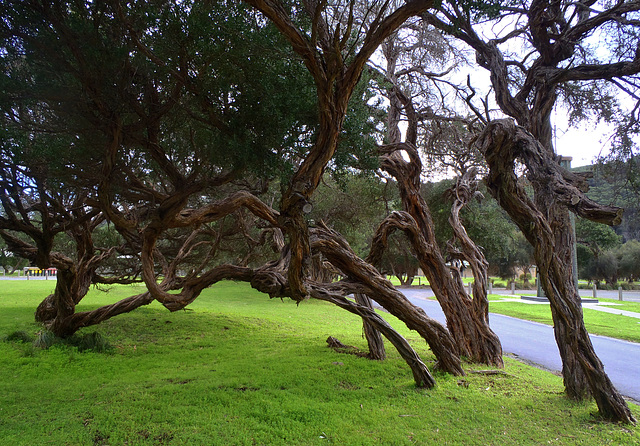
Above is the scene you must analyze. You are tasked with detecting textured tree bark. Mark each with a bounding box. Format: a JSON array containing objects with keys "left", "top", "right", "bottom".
[
  {"left": 540, "top": 197, "right": 590, "bottom": 400},
  {"left": 243, "top": 0, "right": 434, "bottom": 302},
  {"left": 32, "top": 217, "right": 142, "bottom": 337},
  {"left": 146, "top": 185, "right": 459, "bottom": 379},
  {"left": 41, "top": 265, "right": 77, "bottom": 337},
  {"left": 446, "top": 168, "right": 504, "bottom": 367},
  {"left": 309, "top": 284, "right": 433, "bottom": 387},
  {"left": 476, "top": 119, "right": 634, "bottom": 423},
  {"left": 354, "top": 293, "right": 387, "bottom": 360},
  {"left": 311, "top": 224, "right": 464, "bottom": 375},
  {"left": 378, "top": 143, "right": 503, "bottom": 366},
  {"left": 141, "top": 190, "right": 279, "bottom": 311},
  {"left": 531, "top": 112, "right": 591, "bottom": 399},
  {"left": 243, "top": 240, "right": 435, "bottom": 385},
  {"left": 422, "top": 2, "right": 640, "bottom": 410},
  {"left": 35, "top": 263, "right": 142, "bottom": 337}
]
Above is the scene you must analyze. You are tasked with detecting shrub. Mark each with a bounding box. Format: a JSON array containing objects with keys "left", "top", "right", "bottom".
[
  {"left": 31, "top": 330, "right": 111, "bottom": 352},
  {"left": 5, "top": 330, "right": 34, "bottom": 343},
  {"left": 76, "top": 332, "right": 112, "bottom": 353},
  {"left": 33, "top": 330, "right": 60, "bottom": 349}
]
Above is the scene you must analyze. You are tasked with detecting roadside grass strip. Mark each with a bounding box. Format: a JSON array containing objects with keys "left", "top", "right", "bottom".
[{"left": 489, "top": 295, "right": 640, "bottom": 344}]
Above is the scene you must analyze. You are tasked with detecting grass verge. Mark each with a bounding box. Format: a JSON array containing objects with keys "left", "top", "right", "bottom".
[
  {"left": 0, "top": 281, "right": 638, "bottom": 445},
  {"left": 488, "top": 296, "right": 640, "bottom": 344}
]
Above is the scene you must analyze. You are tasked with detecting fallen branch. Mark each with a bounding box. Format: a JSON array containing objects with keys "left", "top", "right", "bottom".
[
  {"left": 326, "top": 336, "right": 369, "bottom": 358},
  {"left": 468, "top": 369, "right": 515, "bottom": 377}
]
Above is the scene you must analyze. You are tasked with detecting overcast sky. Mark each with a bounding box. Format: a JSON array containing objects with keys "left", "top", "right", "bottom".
[{"left": 554, "top": 119, "right": 610, "bottom": 168}]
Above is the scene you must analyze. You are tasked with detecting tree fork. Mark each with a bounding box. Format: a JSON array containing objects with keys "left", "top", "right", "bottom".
[{"left": 243, "top": 0, "right": 435, "bottom": 301}]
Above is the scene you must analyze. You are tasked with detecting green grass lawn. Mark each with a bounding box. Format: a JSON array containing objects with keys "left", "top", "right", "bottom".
[
  {"left": 488, "top": 296, "right": 640, "bottom": 344},
  {"left": 1, "top": 281, "right": 639, "bottom": 445}
]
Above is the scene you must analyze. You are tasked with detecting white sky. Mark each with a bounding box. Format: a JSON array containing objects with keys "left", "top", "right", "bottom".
[
  {"left": 370, "top": 10, "right": 638, "bottom": 172},
  {"left": 553, "top": 118, "right": 611, "bottom": 168}
]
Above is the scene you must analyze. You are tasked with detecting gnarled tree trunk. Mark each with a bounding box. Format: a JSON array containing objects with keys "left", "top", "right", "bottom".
[
  {"left": 373, "top": 67, "right": 502, "bottom": 366},
  {"left": 354, "top": 293, "right": 386, "bottom": 360},
  {"left": 476, "top": 119, "right": 634, "bottom": 423},
  {"left": 311, "top": 224, "right": 464, "bottom": 376},
  {"left": 541, "top": 200, "right": 590, "bottom": 400},
  {"left": 446, "top": 168, "right": 503, "bottom": 366},
  {"left": 243, "top": 0, "right": 435, "bottom": 302},
  {"left": 379, "top": 143, "right": 503, "bottom": 366},
  {"left": 309, "top": 284, "right": 432, "bottom": 387}
]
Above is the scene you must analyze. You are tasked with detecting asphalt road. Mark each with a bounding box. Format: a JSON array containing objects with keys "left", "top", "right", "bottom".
[
  {"left": 493, "top": 286, "right": 640, "bottom": 303},
  {"left": 400, "top": 288, "right": 640, "bottom": 403}
]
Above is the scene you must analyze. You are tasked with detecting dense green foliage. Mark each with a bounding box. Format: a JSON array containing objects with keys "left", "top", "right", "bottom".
[{"left": 309, "top": 174, "right": 394, "bottom": 258}]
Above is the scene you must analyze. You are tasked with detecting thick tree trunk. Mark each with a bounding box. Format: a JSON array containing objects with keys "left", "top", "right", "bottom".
[
  {"left": 244, "top": 0, "right": 434, "bottom": 301},
  {"left": 530, "top": 103, "right": 591, "bottom": 399},
  {"left": 311, "top": 224, "right": 464, "bottom": 376},
  {"left": 377, "top": 144, "right": 503, "bottom": 366},
  {"left": 541, "top": 200, "right": 590, "bottom": 400},
  {"left": 34, "top": 254, "right": 156, "bottom": 338},
  {"left": 354, "top": 293, "right": 386, "bottom": 360},
  {"left": 476, "top": 119, "right": 634, "bottom": 423},
  {"left": 36, "top": 265, "right": 77, "bottom": 337}
]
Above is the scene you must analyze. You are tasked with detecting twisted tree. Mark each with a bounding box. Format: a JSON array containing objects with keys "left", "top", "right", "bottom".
[
  {"left": 475, "top": 119, "right": 632, "bottom": 423},
  {"left": 423, "top": 0, "right": 639, "bottom": 422},
  {"left": 375, "top": 93, "right": 502, "bottom": 365},
  {"left": 1, "top": 0, "right": 468, "bottom": 386},
  {"left": 0, "top": 138, "right": 151, "bottom": 337}
]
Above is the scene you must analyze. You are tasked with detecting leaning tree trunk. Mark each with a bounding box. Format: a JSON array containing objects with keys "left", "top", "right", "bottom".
[
  {"left": 540, "top": 198, "right": 590, "bottom": 400},
  {"left": 244, "top": 0, "right": 435, "bottom": 302},
  {"left": 355, "top": 293, "right": 387, "bottom": 360},
  {"left": 446, "top": 168, "right": 503, "bottom": 367},
  {"left": 248, "top": 241, "right": 432, "bottom": 385},
  {"left": 310, "top": 251, "right": 386, "bottom": 360},
  {"left": 375, "top": 77, "right": 502, "bottom": 366},
  {"left": 311, "top": 224, "right": 465, "bottom": 376},
  {"left": 529, "top": 101, "right": 591, "bottom": 400},
  {"left": 169, "top": 189, "right": 456, "bottom": 381},
  {"left": 476, "top": 119, "right": 634, "bottom": 423},
  {"left": 379, "top": 143, "right": 503, "bottom": 366},
  {"left": 34, "top": 247, "right": 156, "bottom": 338},
  {"left": 310, "top": 284, "right": 432, "bottom": 387}
]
